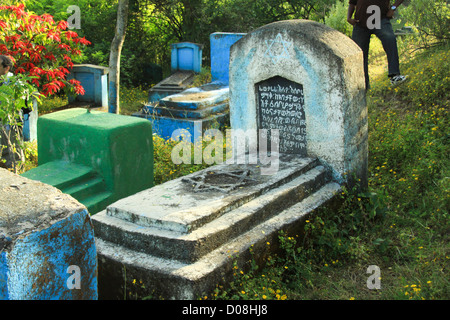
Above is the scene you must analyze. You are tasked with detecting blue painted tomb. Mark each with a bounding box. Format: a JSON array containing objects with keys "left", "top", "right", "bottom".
[{"left": 136, "top": 33, "right": 246, "bottom": 141}]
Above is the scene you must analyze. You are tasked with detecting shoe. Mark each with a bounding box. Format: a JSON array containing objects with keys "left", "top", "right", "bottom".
[{"left": 390, "top": 74, "right": 409, "bottom": 86}]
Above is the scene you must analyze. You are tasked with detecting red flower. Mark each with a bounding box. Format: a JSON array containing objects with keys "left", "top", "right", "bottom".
[
  {"left": 58, "top": 43, "right": 71, "bottom": 51},
  {"left": 30, "top": 67, "right": 44, "bottom": 76},
  {"left": 46, "top": 31, "right": 61, "bottom": 42},
  {"left": 30, "top": 52, "right": 42, "bottom": 63},
  {"left": 41, "top": 14, "right": 54, "bottom": 24},
  {"left": 45, "top": 69, "right": 55, "bottom": 81},
  {"left": 0, "top": 4, "right": 90, "bottom": 97},
  {"left": 23, "top": 62, "right": 35, "bottom": 70},
  {"left": 44, "top": 53, "right": 56, "bottom": 61},
  {"left": 65, "top": 31, "right": 78, "bottom": 40},
  {"left": 35, "top": 45, "right": 46, "bottom": 53},
  {"left": 74, "top": 84, "right": 85, "bottom": 95},
  {"left": 31, "top": 78, "right": 40, "bottom": 87},
  {"left": 57, "top": 20, "right": 68, "bottom": 30},
  {"left": 80, "top": 37, "right": 91, "bottom": 45},
  {"left": 42, "top": 81, "right": 61, "bottom": 96},
  {"left": 0, "top": 44, "right": 8, "bottom": 53},
  {"left": 11, "top": 5, "right": 26, "bottom": 19},
  {"left": 68, "top": 79, "right": 81, "bottom": 86}
]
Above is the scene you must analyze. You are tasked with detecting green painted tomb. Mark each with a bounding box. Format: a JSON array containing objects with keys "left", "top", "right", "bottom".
[{"left": 22, "top": 108, "right": 154, "bottom": 214}]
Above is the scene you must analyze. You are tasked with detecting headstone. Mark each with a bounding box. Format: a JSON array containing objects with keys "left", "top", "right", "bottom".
[
  {"left": 229, "top": 20, "right": 368, "bottom": 188},
  {"left": 171, "top": 42, "right": 203, "bottom": 74},
  {"left": 67, "top": 64, "right": 109, "bottom": 108},
  {"left": 0, "top": 168, "right": 97, "bottom": 300},
  {"left": 210, "top": 32, "right": 247, "bottom": 85},
  {"left": 21, "top": 108, "right": 154, "bottom": 215}
]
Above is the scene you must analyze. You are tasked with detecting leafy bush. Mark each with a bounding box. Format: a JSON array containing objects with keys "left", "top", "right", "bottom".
[
  {"left": 0, "top": 73, "right": 40, "bottom": 173},
  {"left": 401, "top": 0, "right": 450, "bottom": 46},
  {"left": 0, "top": 3, "right": 90, "bottom": 97},
  {"left": 324, "top": 0, "right": 353, "bottom": 37}
]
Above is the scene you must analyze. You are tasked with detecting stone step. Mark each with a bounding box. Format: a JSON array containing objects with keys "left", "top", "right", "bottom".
[
  {"left": 21, "top": 160, "right": 96, "bottom": 191},
  {"left": 104, "top": 156, "right": 320, "bottom": 234},
  {"left": 62, "top": 176, "right": 107, "bottom": 201},
  {"left": 21, "top": 160, "right": 112, "bottom": 215},
  {"left": 92, "top": 165, "right": 328, "bottom": 263},
  {"left": 95, "top": 182, "right": 341, "bottom": 300},
  {"left": 82, "top": 191, "right": 114, "bottom": 216}
]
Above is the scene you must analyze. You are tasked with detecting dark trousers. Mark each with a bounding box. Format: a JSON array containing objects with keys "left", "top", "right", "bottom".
[{"left": 352, "top": 18, "right": 400, "bottom": 89}]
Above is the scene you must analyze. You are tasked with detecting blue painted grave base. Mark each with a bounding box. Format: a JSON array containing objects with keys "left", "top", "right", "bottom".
[
  {"left": 134, "top": 113, "right": 229, "bottom": 141},
  {"left": 143, "top": 102, "right": 228, "bottom": 119}
]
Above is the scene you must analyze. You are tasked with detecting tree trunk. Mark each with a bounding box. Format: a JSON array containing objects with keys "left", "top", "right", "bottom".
[{"left": 109, "top": 0, "right": 130, "bottom": 114}]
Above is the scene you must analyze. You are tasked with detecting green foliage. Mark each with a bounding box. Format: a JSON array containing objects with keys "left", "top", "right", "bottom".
[
  {"left": 152, "top": 132, "right": 225, "bottom": 185},
  {"left": 0, "top": 72, "right": 41, "bottom": 173},
  {"left": 400, "top": 0, "right": 450, "bottom": 47},
  {"left": 324, "top": 0, "right": 352, "bottom": 37},
  {"left": 0, "top": 73, "right": 40, "bottom": 120},
  {"left": 368, "top": 43, "right": 449, "bottom": 219},
  {"left": 190, "top": 67, "right": 211, "bottom": 88},
  {"left": 210, "top": 245, "right": 288, "bottom": 300},
  {"left": 25, "top": 0, "right": 337, "bottom": 88},
  {"left": 0, "top": 3, "right": 90, "bottom": 97}
]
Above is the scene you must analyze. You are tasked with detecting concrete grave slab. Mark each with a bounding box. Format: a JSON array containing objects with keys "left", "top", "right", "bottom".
[{"left": 92, "top": 155, "right": 341, "bottom": 299}]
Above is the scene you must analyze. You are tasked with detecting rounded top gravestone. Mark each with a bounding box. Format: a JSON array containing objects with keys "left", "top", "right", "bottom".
[{"left": 229, "top": 19, "right": 368, "bottom": 188}]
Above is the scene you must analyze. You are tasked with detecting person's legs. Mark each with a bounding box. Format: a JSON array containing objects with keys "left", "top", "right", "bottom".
[
  {"left": 374, "top": 19, "right": 400, "bottom": 77},
  {"left": 352, "top": 25, "right": 372, "bottom": 89}
]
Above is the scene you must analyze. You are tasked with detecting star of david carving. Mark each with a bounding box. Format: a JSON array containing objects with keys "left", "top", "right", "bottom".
[
  {"left": 182, "top": 170, "right": 257, "bottom": 193},
  {"left": 264, "top": 33, "right": 293, "bottom": 64}
]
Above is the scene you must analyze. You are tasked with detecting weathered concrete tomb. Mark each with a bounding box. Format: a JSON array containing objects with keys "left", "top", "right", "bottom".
[
  {"left": 92, "top": 20, "right": 367, "bottom": 300},
  {"left": 0, "top": 168, "right": 97, "bottom": 300}
]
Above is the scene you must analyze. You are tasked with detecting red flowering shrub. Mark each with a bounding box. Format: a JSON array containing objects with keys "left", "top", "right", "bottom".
[{"left": 0, "top": 4, "right": 91, "bottom": 97}]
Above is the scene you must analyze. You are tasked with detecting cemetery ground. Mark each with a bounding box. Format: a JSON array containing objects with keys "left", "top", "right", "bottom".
[{"left": 22, "top": 39, "right": 448, "bottom": 300}]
